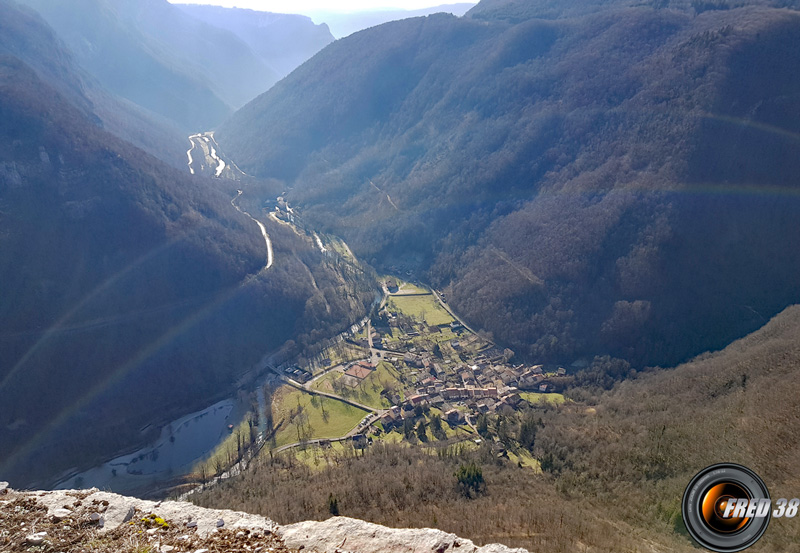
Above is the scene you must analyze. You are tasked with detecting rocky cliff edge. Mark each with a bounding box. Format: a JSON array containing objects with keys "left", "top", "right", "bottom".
[{"left": 0, "top": 482, "right": 529, "bottom": 553}]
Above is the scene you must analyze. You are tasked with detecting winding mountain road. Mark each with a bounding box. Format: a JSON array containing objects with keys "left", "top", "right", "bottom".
[
  {"left": 187, "top": 133, "right": 274, "bottom": 272},
  {"left": 231, "top": 190, "right": 274, "bottom": 271}
]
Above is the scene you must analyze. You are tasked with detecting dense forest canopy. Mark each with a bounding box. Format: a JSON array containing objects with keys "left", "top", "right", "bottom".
[{"left": 219, "top": 0, "right": 800, "bottom": 368}]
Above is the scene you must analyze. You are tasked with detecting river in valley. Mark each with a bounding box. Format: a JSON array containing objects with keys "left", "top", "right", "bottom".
[{"left": 54, "top": 399, "right": 245, "bottom": 495}]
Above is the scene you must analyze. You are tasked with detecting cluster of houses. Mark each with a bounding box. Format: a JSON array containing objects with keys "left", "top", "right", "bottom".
[
  {"left": 377, "top": 356, "right": 565, "bottom": 431},
  {"left": 401, "top": 348, "right": 563, "bottom": 396}
]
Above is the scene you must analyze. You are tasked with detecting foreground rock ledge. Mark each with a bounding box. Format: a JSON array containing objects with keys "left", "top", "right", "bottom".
[{"left": 0, "top": 484, "right": 529, "bottom": 553}]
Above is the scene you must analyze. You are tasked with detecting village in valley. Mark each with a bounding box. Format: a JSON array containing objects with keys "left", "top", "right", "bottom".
[
  {"left": 250, "top": 274, "right": 569, "bottom": 469},
  {"left": 189, "top": 200, "right": 572, "bottom": 483}
]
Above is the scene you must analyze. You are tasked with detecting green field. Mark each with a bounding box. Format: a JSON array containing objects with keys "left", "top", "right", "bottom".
[
  {"left": 520, "top": 392, "right": 567, "bottom": 405},
  {"left": 269, "top": 386, "right": 368, "bottom": 448},
  {"left": 396, "top": 282, "right": 429, "bottom": 294},
  {"left": 507, "top": 448, "right": 542, "bottom": 472},
  {"left": 387, "top": 294, "right": 454, "bottom": 326},
  {"left": 285, "top": 440, "right": 352, "bottom": 470},
  {"left": 312, "top": 361, "right": 403, "bottom": 409},
  {"left": 319, "top": 342, "right": 368, "bottom": 369}
]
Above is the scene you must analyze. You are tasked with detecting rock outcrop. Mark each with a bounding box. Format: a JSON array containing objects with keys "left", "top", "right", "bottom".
[
  {"left": 281, "top": 517, "right": 527, "bottom": 553},
  {"left": 0, "top": 484, "right": 529, "bottom": 553}
]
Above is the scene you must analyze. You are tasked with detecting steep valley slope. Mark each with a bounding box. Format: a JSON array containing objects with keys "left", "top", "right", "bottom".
[
  {"left": 0, "top": 5, "right": 375, "bottom": 488},
  {"left": 217, "top": 0, "right": 800, "bottom": 369}
]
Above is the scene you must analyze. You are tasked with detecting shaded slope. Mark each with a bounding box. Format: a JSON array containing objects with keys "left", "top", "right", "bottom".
[
  {"left": 218, "top": 2, "right": 800, "bottom": 368},
  {"left": 0, "top": 52, "right": 374, "bottom": 487},
  {"left": 0, "top": 0, "right": 188, "bottom": 167}
]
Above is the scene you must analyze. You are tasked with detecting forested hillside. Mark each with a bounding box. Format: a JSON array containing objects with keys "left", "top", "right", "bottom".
[
  {"left": 219, "top": 0, "right": 800, "bottom": 368},
  {"left": 532, "top": 303, "right": 800, "bottom": 551},
  {"left": 0, "top": 6, "right": 375, "bottom": 486}
]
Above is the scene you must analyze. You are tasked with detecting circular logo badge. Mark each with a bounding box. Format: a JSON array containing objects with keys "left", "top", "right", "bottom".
[{"left": 682, "top": 464, "right": 771, "bottom": 552}]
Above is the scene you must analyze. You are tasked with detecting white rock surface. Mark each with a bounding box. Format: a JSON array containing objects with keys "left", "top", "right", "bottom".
[
  {"left": 12, "top": 488, "right": 529, "bottom": 553},
  {"left": 52, "top": 508, "right": 72, "bottom": 521},
  {"left": 26, "top": 532, "right": 47, "bottom": 545},
  {"left": 280, "top": 517, "right": 529, "bottom": 553},
  {"left": 32, "top": 489, "right": 278, "bottom": 537}
]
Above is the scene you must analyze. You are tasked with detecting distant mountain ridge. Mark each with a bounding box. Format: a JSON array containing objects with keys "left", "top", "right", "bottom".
[
  {"left": 15, "top": 0, "right": 278, "bottom": 131},
  {"left": 176, "top": 4, "right": 335, "bottom": 79},
  {"left": 307, "top": 3, "right": 476, "bottom": 38},
  {"left": 218, "top": 0, "right": 800, "bottom": 368}
]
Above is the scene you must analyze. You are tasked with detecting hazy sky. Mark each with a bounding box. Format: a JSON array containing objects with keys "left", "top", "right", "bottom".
[{"left": 169, "top": 0, "right": 477, "bottom": 15}]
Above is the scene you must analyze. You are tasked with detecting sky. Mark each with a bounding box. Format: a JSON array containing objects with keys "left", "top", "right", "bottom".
[{"left": 169, "top": 0, "right": 477, "bottom": 15}]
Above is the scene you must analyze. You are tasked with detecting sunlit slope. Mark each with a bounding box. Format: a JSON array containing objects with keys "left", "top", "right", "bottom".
[
  {"left": 535, "top": 303, "right": 800, "bottom": 551},
  {"left": 218, "top": 2, "right": 800, "bottom": 368}
]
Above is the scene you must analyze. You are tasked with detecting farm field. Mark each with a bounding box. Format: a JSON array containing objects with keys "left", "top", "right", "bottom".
[
  {"left": 386, "top": 293, "right": 454, "bottom": 327},
  {"left": 269, "top": 386, "right": 369, "bottom": 448}
]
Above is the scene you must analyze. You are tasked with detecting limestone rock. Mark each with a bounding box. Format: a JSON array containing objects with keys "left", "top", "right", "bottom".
[
  {"left": 8, "top": 489, "right": 529, "bottom": 553},
  {"left": 52, "top": 508, "right": 72, "bottom": 521},
  {"left": 280, "top": 517, "right": 529, "bottom": 553},
  {"left": 26, "top": 532, "right": 47, "bottom": 546},
  {"left": 122, "top": 506, "right": 136, "bottom": 523}
]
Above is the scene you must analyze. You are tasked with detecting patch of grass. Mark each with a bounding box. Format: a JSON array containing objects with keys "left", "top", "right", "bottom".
[
  {"left": 288, "top": 440, "right": 352, "bottom": 471},
  {"left": 376, "top": 429, "right": 405, "bottom": 444},
  {"left": 520, "top": 392, "right": 566, "bottom": 405},
  {"left": 396, "top": 282, "right": 429, "bottom": 294},
  {"left": 387, "top": 295, "right": 454, "bottom": 326},
  {"left": 311, "top": 371, "right": 340, "bottom": 393},
  {"left": 270, "top": 386, "right": 368, "bottom": 448},
  {"left": 328, "top": 236, "right": 357, "bottom": 262},
  {"left": 313, "top": 361, "right": 403, "bottom": 409},
  {"left": 507, "top": 448, "right": 542, "bottom": 473},
  {"left": 322, "top": 343, "right": 369, "bottom": 367}
]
